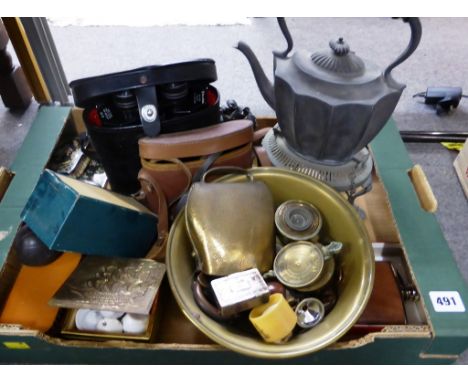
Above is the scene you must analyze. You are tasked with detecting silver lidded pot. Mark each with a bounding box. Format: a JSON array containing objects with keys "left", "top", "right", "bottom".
[
  {"left": 236, "top": 18, "right": 422, "bottom": 164},
  {"left": 275, "top": 200, "right": 322, "bottom": 243}
]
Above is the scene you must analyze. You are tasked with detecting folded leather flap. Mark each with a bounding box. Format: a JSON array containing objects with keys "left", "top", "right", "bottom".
[{"left": 138, "top": 120, "right": 254, "bottom": 159}]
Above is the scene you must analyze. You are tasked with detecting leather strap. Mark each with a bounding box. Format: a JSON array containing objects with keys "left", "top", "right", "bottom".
[
  {"left": 137, "top": 168, "right": 169, "bottom": 261},
  {"left": 170, "top": 152, "right": 223, "bottom": 221},
  {"left": 150, "top": 158, "right": 193, "bottom": 208},
  {"left": 253, "top": 127, "right": 273, "bottom": 167},
  {"left": 139, "top": 120, "right": 253, "bottom": 159},
  {"left": 254, "top": 146, "right": 273, "bottom": 167},
  {"left": 192, "top": 275, "right": 229, "bottom": 322},
  {"left": 253, "top": 127, "right": 271, "bottom": 144}
]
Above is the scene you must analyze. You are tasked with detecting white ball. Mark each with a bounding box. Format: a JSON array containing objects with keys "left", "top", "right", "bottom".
[
  {"left": 122, "top": 313, "right": 149, "bottom": 334},
  {"left": 96, "top": 318, "right": 124, "bottom": 333},
  {"left": 75, "top": 309, "right": 102, "bottom": 331},
  {"left": 99, "top": 310, "right": 125, "bottom": 319}
]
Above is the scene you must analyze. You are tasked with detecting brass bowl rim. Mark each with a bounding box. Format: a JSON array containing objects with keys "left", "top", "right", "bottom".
[{"left": 166, "top": 167, "right": 374, "bottom": 359}]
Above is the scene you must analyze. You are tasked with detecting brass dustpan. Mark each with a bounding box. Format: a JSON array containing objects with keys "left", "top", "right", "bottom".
[
  {"left": 185, "top": 169, "right": 275, "bottom": 276},
  {"left": 166, "top": 167, "right": 374, "bottom": 359}
]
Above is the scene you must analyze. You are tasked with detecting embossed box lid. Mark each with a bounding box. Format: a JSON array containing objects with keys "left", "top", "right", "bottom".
[{"left": 49, "top": 256, "right": 166, "bottom": 315}]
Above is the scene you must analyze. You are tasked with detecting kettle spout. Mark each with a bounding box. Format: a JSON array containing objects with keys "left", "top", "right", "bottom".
[{"left": 236, "top": 41, "right": 276, "bottom": 110}]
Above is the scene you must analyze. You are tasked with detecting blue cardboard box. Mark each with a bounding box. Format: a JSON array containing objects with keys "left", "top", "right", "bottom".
[{"left": 20, "top": 169, "right": 157, "bottom": 258}]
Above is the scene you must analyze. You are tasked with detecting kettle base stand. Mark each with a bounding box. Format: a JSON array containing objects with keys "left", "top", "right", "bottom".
[{"left": 262, "top": 128, "right": 373, "bottom": 205}]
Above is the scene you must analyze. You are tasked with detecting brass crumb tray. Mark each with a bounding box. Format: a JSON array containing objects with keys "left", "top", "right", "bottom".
[{"left": 60, "top": 292, "right": 160, "bottom": 342}]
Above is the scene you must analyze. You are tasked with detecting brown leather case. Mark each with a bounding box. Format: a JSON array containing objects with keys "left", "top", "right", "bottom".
[
  {"left": 354, "top": 261, "right": 406, "bottom": 328},
  {"left": 139, "top": 119, "right": 253, "bottom": 159},
  {"left": 139, "top": 120, "right": 254, "bottom": 205},
  {"left": 141, "top": 143, "right": 253, "bottom": 206}
]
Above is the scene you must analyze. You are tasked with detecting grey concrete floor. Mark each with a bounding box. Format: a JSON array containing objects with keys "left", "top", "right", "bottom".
[{"left": 1, "top": 17, "right": 468, "bottom": 363}]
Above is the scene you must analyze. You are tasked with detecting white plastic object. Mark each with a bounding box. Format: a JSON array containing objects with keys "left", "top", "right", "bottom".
[
  {"left": 99, "top": 310, "right": 125, "bottom": 319},
  {"left": 122, "top": 313, "right": 149, "bottom": 334},
  {"left": 75, "top": 309, "right": 102, "bottom": 331},
  {"left": 96, "top": 317, "right": 124, "bottom": 333}
]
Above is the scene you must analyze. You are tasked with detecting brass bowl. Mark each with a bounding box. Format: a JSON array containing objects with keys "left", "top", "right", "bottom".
[{"left": 166, "top": 167, "right": 374, "bottom": 359}]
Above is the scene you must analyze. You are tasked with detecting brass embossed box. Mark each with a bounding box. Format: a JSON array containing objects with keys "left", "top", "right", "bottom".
[
  {"left": 50, "top": 256, "right": 166, "bottom": 315},
  {"left": 50, "top": 256, "right": 165, "bottom": 342},
  {"left": 60, "top": 292, "right": 161, "bottom": 342}
]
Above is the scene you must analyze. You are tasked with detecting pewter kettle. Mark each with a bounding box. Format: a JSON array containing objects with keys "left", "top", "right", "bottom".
[{"left": 236, "top": 18, "right": 422, "bottom": 164}]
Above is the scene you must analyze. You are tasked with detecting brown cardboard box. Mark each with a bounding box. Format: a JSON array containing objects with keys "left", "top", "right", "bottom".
[
  {"left": 0, "top": 108, "right": 467, "bottom": 364},
  {"left": 453, "top": 140, "right": 468, "bottom": 199}
]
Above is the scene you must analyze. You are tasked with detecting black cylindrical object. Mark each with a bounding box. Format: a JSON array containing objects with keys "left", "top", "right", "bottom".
[
  {"left": 400, "top": 131, "right": 468, "bottom": 143},
  {"left": 85, "top": 122, "right": 144, "bottom": 195}
]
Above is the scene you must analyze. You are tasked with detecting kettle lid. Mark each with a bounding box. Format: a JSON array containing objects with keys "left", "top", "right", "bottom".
[{"left": 310, "top": 37, "right": 365, "bottom": 76}]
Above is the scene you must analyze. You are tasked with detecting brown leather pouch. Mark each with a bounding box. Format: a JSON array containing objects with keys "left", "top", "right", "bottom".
[
  {"left": 137, "top": 168, "right": 169, "bottom": 262},
  {"left": 139, "top": 120, "right": 254, "bottom": 206}
]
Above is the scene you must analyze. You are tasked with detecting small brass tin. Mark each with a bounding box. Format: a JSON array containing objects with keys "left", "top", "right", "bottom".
[
  {"left": 274, "top": 241, "right": 343, "bottom": 290},
  {"left": 274, "top": 241, "right": 325, "bottom": 289},
  {"left": 275, "top": 200, "right": 322, "bottom": 242},
  {"left": 297, "top": 258, "right": 336, "bottom": 292}
]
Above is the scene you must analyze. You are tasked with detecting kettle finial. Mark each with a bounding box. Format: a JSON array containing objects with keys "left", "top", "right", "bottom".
[{"left": 329, "top": 38, "right": 350, "bottom": 56}]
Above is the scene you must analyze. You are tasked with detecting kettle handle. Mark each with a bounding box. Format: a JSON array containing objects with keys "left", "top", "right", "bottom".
[
  {"left": 274, "top": 17, "right": 294, "bottom": 58},
  {"left": 384, "top": 18, "right": 422, "bottom": 79}
]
